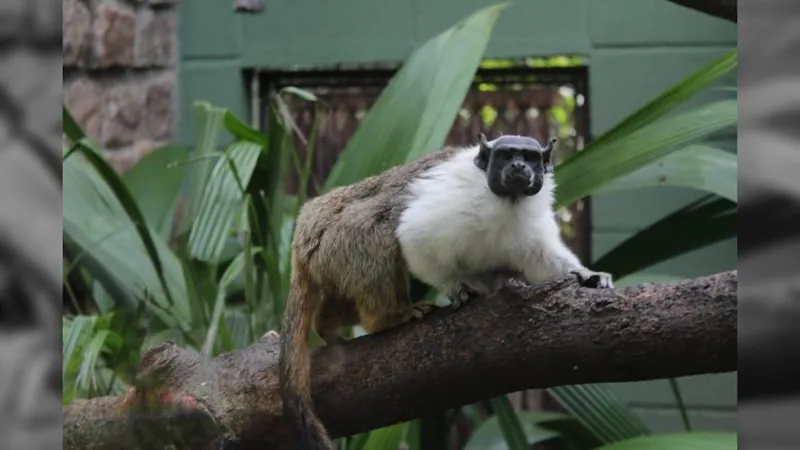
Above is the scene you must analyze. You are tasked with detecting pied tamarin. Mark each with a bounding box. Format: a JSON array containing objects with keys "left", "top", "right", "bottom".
[{"left": 279, "top": 134, "right": 613, "bottom": 449}]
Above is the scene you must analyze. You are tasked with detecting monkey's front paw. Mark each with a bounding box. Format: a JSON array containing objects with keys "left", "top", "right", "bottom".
[
  {"left": 573, "top": 270, "right": 614, "bottom": 289},
  {"left": 450, "top": 284, "right": 480, "bottom": 309},
  {"left": 410, "top": 303, "right": 435, "bottom": 320}
]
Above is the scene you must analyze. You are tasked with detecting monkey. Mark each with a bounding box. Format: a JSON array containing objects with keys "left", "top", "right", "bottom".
[{"left": 279, "top": 133, "right": 613, "bottom": 450}]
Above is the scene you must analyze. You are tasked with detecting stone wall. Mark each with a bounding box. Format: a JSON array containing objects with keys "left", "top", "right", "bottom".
[{"left": 63, "top": 0, "right": 178, "bottom": 173}]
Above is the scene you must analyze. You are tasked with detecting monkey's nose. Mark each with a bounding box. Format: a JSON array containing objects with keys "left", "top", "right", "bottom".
[{"left": 510, "top": 162, "right": 525, "bottom": 172}]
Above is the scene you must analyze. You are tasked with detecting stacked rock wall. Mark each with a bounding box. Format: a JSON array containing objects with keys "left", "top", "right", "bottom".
[{"left": 63, "top": 0, "right": 178, "bottom": 172}]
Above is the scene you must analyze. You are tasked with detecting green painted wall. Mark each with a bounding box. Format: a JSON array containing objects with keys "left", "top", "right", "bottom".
[{"left": 178, "top": 0, "right": 737, "bottom": 434}]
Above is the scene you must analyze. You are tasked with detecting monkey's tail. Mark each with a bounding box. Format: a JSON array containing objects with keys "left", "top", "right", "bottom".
[{"left": 279, "top": 260, "right": 335, "bottom": 450}]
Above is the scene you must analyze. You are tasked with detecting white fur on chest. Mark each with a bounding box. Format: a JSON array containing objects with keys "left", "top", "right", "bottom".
[{"left": 396, "top": 146, "right": 561, "bottom": 290}]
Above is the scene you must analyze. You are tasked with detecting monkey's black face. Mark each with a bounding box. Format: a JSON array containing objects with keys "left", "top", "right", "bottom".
[
  {"left": 488, "top": 147, "right": 542, "bottom": 197},
  {"left": 474, "top": 134, "right": 556, "bottom": 200}
]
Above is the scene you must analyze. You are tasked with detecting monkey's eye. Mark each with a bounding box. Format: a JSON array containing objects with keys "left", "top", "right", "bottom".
[
  {"left": 494, "top": 149, "right": 511, "bottom": 160},
  {"left": 522, "top": 151, "right": 539, "bottom": 163}
]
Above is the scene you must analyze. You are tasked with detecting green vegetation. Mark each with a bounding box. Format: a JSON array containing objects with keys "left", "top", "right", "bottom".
[{"left": 62, "top": 4, "right": 736, "bottom": 449}]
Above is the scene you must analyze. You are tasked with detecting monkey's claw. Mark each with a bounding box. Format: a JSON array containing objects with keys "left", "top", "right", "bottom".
[
  {"left": 450, "top": 284, "right": 480, "bottom": 309},
  {"left": 411, "top": 303, "right": 435, "bottom": 320},
  {"left": 573, "top": 269, "right": 614, "bottom": 289}
]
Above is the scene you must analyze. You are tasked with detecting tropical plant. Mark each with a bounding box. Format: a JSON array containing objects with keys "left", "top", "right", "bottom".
[{"left": 61, "top": 3, "right": 737, "bottom": 449}]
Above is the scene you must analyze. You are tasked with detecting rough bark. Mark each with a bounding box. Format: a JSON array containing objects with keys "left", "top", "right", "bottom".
[
  {"left": 666, "top": 0, "right": 737, "bottom": 22},
  {"left": 62, "top": 271, "right": 737, "bottom": 450}
]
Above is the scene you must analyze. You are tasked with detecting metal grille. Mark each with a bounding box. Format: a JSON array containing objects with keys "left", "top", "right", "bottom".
[{"left": 257, "top": 65, "right": 591, "bottom": 261}]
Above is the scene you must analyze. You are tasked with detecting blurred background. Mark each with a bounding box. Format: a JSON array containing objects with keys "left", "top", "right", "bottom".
[
  {"left": 60, "top": 1, "right": 737, "bottom": 449},
  {"left": 0, "top": 0, "right": 62, "bottom": 448}
]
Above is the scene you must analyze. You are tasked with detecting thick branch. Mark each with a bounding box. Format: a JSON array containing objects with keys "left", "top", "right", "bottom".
[
  {"left": 63, "top": 271, "right": 737, "bottom": 449},
  {"left": 666, "top": 0, "right": 737, "bottom": 22}
]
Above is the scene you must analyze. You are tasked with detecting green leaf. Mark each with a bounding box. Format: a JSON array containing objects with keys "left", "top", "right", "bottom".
[
  {"left": 361, "top": 422, "right": 408, "bottom": 450},
  {"left": 547, "top": 384, "right": 651, "bottom": 444},
  {"left": 282, "top": 86, "right": 319, "bottom": 102},
  {"left": 64, "top": 142, "right": 188, "bottom": 327},
  {"left": 593, "top": 195, "right": 736, "bottom": 279},
  {"left": 251, "top": 95, "right": 294, "bottom": 325},
  {"left": 224, "top": 110, "right": 268, "bottom": 146},
  {"left": 122, "top": 145, "right": 189, "bottom": 240},
  {"left": 594, "top": 432, "right": 736, "bottom": 450},
  {"left": 62, "top": 315, "right": 97, "bottom": 402},
  {"left": 63, "top": 148, "right": 190, "bottom": 329},
  {"left": 201, "top": 247, "right": 263, "bottom": 356},
  {"left": 188, "top": 141, "right": 262, "bottom": 264},
  {"left": 76, "top": 329, "right": 110, "bottom": 394},
  {"left": 555, "top": 99, "right": 737, "bottom": 208},
  {"left": 597, "top": 145, "right": 737, "bottom": 202},
  {"left": 488, "top": 397, "right": 530, "bottom": 450},
  {"left": 466, "top": 411, "right": 569, "bottom": 450},
  {"left": 668, "top": 378, "right": 692, "bottom": 431},
  {"left": 404, "top": 420, "right": 421, "bottom": 450},
  {"left": 588, "top": 49, "right": 736, "bottom": 152},
  {"left": 323, "top": 2, "right": 508, "bottom": 191},
  {"left": 347, "top": 432, "right": 371, "bottom": 450},
  {"left": 63, "top": 106, "right": 85, "bottom": 142},
  {"left": 180, "top": 101, "right": 227, "bottom": 235}
]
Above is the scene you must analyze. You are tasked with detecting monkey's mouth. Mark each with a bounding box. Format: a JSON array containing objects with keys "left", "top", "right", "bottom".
[{"left": 503, "top": 174, "right": 536, "bottom": 194}]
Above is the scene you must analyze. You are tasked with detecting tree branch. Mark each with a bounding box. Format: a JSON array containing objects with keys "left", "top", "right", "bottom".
[
  {"left": 63, "top": 271, "right": 737, "bottom": 449},
  {"left": 666, "top": 0, "right": 737, "bottom": 22}
]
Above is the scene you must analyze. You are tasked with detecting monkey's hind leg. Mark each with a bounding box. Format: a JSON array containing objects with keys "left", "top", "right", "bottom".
[{"left": 357, "top": 281, "right": 437, "bottom": 334}]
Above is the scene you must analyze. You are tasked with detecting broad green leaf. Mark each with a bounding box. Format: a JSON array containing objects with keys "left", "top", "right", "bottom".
[
  {"left": 588, "top": 49, "right": 736, "bottom": 152},
  {"left": 63, "top": 150, "right": 190, "bottom": 329},
  {"left": 201, "top": 247, "right": 262, "bottom": 356},
  {"left": 252, "top": 95, "right": 294, "bottom": 324},
  {"left": 404, "top": 420, "right": 421, "bottom": 450},
  {"left": 597, "top": 145, "right": 737, "bottom": 202},
  {"left": 593, "top": 195, "right": 736, "bottom": 279},
  {"left": 224, "top": 110, "right": 268, "bottom": 146},
  {"left": 594, "top": 432, "right": 736, "bottom": 450},
  {"left": 76, "top": 329, "right": 110, "bottom": 394},
  {"left": 180, "top": 101, "right": 227, "bottom": 235},
  {"left": 225, "top": 309, "right": 253, "bottom": 350},
  {"left": 361, "top": 422, "right": 408, "bottom": 450},
  {"left": 64, "top": 142, "right": 188, "bottom": 326},
  {"left": 62, "top": 105, "right": 85, "bottom": 142},
  {"left": 122, "top": 145, "right": 189, "bottom": 240},
  {"left": 466, "top": 411, "right": 568, "bottom": 450},
  {"left": 555, "top": 99, "right": 737, "bottom": 208},
  {"left": 488, "top": 397, "right": 530, "bottom": 450},
  {"left": 323, "top": 3, "right": 508, "bottom": 191},
  {"left": 240, "top": 196, "right": 258, "bottom": 341},
  {"left": 188, "top": 141, "right": 262, "bottom": 264},
  {"left": 547, "top": 384, "right": 651, "bottom": 444},
  {"left": 347, "top": 432, "right": 371, "bottom": 450}
]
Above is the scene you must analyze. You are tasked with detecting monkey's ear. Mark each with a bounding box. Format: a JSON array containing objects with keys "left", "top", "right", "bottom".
[
  {"left": 474, "top": 133, "right": 491, "bottom": 171},
  {"left": 542, "top": 138, "right": 557, "bottom": 173}
]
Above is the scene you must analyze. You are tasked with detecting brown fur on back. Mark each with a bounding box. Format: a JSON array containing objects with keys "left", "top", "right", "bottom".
[
  {"left": 292, "top": 146, "right": 463, "bottom": 331},
  {"left": 278, "top": 146, "right": 463, "bottom": 449}
]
